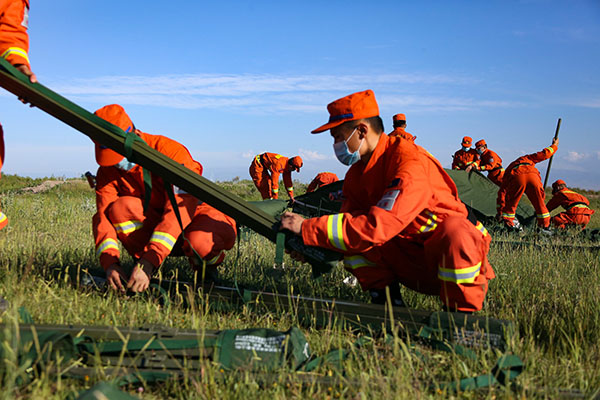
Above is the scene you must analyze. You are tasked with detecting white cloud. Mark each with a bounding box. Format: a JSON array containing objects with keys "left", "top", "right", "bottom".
[
  {"left": 298, "top": 148, "right": 331, "bottom": 161},
  {"left": 43, "top": 72, "right": 510, "bottom": 113},
  {"left": 564, "top": 151, "right": 587, "bottom": 162}
]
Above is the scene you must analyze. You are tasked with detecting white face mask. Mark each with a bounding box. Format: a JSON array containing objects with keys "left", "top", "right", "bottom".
[
  {"left": 462, "top": 146, "right": 471, "bottom": 152},
  {"left": 333, "top": 128, "right": 364, "bottom": 166},
  {"left": 114, "top": 158, "right": 136, "bottom": 171},
  {"left": 476, "top": 147, "right": 484, "bottom": 155}
]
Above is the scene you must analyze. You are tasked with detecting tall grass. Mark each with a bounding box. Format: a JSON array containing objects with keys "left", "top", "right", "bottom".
[{"left": 0, "top": 176, "right": 599, "bottom": 398}]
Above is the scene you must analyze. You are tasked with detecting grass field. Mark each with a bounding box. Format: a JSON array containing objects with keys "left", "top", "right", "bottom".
[{"left": 0, "top": 175, "right": 599, "bottom": 399}]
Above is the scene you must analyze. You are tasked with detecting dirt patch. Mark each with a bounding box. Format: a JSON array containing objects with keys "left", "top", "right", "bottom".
[{"left": 20, "top": 180, "right": 67, "bottom": 194}]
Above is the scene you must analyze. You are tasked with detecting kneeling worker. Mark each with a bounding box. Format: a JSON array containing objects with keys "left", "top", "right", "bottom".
[
  {"left": 92, "top": 104, "right": 237, "bottom": 292},
  {"left": 281, "top": 90, "right": 495, "bottom": 312},
  {"left": 546, "top": 179, "right": 595, "bottom": 229}
]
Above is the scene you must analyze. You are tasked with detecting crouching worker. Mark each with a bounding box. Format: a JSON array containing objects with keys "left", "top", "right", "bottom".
[
  {"left": 280, "top": 90, "right": 495, "bottom": 313},
  {"left": 92, "top": 104, "right": 237, "bottom": 292},
  {"left": 546, "top": 179, "right": 595, "bottom": 229}
]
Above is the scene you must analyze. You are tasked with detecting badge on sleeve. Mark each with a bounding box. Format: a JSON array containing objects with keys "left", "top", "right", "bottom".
[
  {"left": 22, "top": 6, "right": 29, "bottom": 29},
  {"left": 377, "top": 190, "right": 400, "bottom": 211}
]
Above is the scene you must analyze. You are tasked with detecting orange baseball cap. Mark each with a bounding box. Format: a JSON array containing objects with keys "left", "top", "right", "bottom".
[
  {"left": 311, "top": 90, "right": 380, "bottom": 134},
  {"left": 475, "top": 139, "right": 486, "bottom": 148},
  {"left": 93, "top": 104, "right": 135, "bottom": 166},
  {"left": 393, "top": 113, "right": 406, "bottom": 122},
  {"left": 552, "top": 179, "right": 566, "bottom": 193},
  {"left": 462, "top": 136, "right": 473, "bottom": 147},
  {"left": 289, "top": 156, "right": 303, "bottom": 171}
]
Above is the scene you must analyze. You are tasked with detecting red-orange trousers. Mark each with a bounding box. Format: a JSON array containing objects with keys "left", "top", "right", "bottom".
[
  {"left": 343, "top": 216, "right": 494, "bottom": 312},
  {"left": 0, "top": 126, "right": 6, "bottom": 230},
  {"left": 488, "top": 169, "right": 504, "bottom": 187},
  {"left": 106, "top": 196, "right": 237, "bottom": 268},
  {"left": 249, "top": 158, "right": 272, "bottom": 200},
  {"left": 500, "top": 173, "right": 550, "bottom": 227},
  {"left": 551, "top": 212, "right": 593, "bottom": 229}
]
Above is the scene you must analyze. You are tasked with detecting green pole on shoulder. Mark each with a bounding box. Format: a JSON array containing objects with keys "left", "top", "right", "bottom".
[{"left": 543, "top": 118, "right": 561, "bottom": 189}]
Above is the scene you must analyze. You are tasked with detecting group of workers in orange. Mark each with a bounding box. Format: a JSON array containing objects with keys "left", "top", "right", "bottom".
[
  {"left": 452, "top": 136, "right": 594, "bottom": 230},
  {"left": 0, "top": 2, "right": 594, "bottom": 313}
]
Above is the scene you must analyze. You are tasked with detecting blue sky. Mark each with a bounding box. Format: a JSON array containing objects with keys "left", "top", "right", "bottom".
[{"left": 1, "top": 0, "right": 599, "bottom": 188}]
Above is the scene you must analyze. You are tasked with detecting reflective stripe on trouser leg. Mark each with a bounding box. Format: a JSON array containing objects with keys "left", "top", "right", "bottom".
[
  {"left": 149, "top": 231, "right": 177, "bottom": 252},
  {"left": 426, "top": 216, "right": 494, "bottom": 312}
]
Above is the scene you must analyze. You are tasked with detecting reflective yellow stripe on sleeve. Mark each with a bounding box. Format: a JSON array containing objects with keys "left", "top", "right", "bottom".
[
  {"left": 327, "top": 213, "right": 347, "bottom": 251},
  {"left": 150, "top": 231, "right": 177, "bottom": 252},
  {"left": 1, "top": 47, "right": 29, "bottom": 63},
  {"left": 113, "top": 220, "right": 143, "bottom": 234},
  {"left": 475, "top": 222, "right": 488, "bottom": 237},
  {"left": 343, "top": 255, "right": 375, "bottom": 270},
  {"left": 419, "top": 211, "right": 438, "bottom": 233},
  {"left": 544, "top": 146, "right": 555, "bottom": 155},
  {"left": 438, "top": 262, "right": 481, "bottom": 284},
  {"left": 96, "top": 238, "right": 119, "bottom": 257}
]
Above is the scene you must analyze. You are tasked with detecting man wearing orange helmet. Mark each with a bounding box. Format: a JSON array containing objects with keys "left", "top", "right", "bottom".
[
  {"left": 451, "top": 136, "right": 479, "bottom": 170},
  {"left": 306, "top": 172, "right": 339, "bottom": 193},
  {"left": 546, "top": 179, "right": 595, "bottom": 229},
  {"left": 92, "top": 104, "right": 237, "bottom": 292},
  {"left": 466, "top": 139, "right": 505, "bottom": 186},
  {"left": 249, "top": 152, "right": 302, "bottom": 200},
  {"left": 497, "top": 138, "right": 559, "bottom": 229},
  {"left": 388, "top": 113, "right": 416, "bottom": 142},
  {"left": 280, "top": 90, "right": 494, "bottom": 313},
  {"left": 0, "top": 0, "right": 36, "bottom": 231}
]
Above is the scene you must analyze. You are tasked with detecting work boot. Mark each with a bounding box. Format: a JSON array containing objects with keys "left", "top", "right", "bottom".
[
  {"left": 369, "top": 283, "right": 406, "bottom": 307},
  {"left": 537, "top": 226, "right": 554, "bottom": 236}
]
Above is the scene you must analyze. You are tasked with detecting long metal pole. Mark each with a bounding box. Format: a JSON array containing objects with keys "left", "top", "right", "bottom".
[{"left": 543, "top": 118, "right": 561, "bottom": 189}]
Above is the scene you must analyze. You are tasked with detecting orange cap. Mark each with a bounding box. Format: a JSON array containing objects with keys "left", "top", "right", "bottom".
[
  {"left": 393, "top": 113, "right": 406, "bottom": 122},
  {"left": 93, "top": 104, "right": 135, "bottom": 166},
  {"left": 289, "top": 156, "right": 303, "bottom": 171},
  {"left": 552, "top": 179, "right": 566, "bottom": 193},
  {"left": 462, "top": 136, "right": 473, "bottom": 147},
  {"left": 311, "top": 90, "right": 379, "bottom": 134},
  {"left": 475, "top": 139, "right": 486, "bottom": 148}
]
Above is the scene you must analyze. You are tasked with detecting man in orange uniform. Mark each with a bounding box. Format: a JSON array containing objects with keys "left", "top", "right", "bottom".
[
  {"left": 466, "top": 139, "right": 504, "bottom": 186},
  {"left": 249, "top": 152, "right": 302, "bottom": 200},
  {"left": 388, "top": 113, "right": 416, "bottom": 141},
  {"left": 0, "top": 0, "right": 36, "bottom": 231},
  {"left": 546, "top": 179, "right": 595, "bottom": 229},
  {"left": 92, "top": 105, "right": 237, "bottom": 292},
  {"left": 497, "top": 138, "right": 559, "bottom": 229},
  {"left": 306, "top": 172, "right": 339, "bottom": 193},
  {"left": 280, "top": 90, "right": 494, "bottom": 312},
  {"left": 451, "top": 136, "right": 479, "bottom": 170}
]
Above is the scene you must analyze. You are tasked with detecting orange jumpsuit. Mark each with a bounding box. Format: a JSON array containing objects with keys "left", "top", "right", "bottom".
[
  {"left": 306, "top": 172, "right": 339, "bottom": 193},
  {"left": 301, "top": 134, "right": 495, "bottom": 312},
  {"left": 498, "top": 144, "right": 557, "bottom": 227},
  {"left": 0, "top": 0, "right": 30, "bottom": 231},
  {"left": 546, "top": 188, "right": 595, "bottom": 229},
  {"left": 477, "top": 148, "right": 504, "bottom": 186},
  {"left": 93, "top": 131, "right": 237, "bottom": 271},
  {"left": 389, "top": 127, "right": 416, "bottom": 142},
  {"left": 249, "top": 152, "right": 294, "bottom": 200},
  {"left": 452, "top": 148, "right": 479, "bottom": 170}
]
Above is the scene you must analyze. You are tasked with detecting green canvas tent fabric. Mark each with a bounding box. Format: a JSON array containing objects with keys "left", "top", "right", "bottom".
[{"left": 286, "top": 170, "right": 536, "bottom": 226}]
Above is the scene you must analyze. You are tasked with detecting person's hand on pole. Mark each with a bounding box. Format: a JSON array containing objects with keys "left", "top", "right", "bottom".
[
  {"left": 106, "top": 263, "right": 127, "bottom": 291},
  {"left": 14, "top": 64, "right": 37, "bottom": 83},
  {"left": 280, "top": 211, "right": 305, "bottom": 235},
  {"left": 552, "top": 137, "right": 559, "bottom": 147},
  {"left": 127, "top": 258, "right": 155, "bottom": 293}
]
